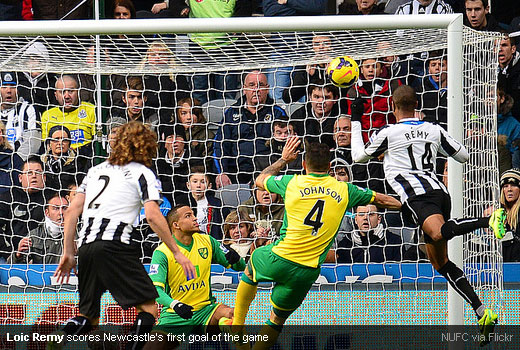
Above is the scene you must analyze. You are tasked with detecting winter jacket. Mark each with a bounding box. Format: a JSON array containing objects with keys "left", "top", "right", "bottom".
[
  {"left": 238, "top": 194, "right": 285, "bottom": 238},
  {"left": 347, "top": 78, "right": 401, "bottom": 143},
  {"left": 41, "top": 148, "right": 88, "bottom": 190},
  {"left": 416, "top": 75, "right": 447, "bottom": 128},
  {"left": 498, "top": 94, "right": 520, "bottom": 155},
  {"left": 290, "top": 102, "right": 339, "bottom": 150},
  {"left": 213, "top": 96, "right": 287, "bottom": 177},
  {"left": 0, "top": 187, "right": 45, "bottom": 260},
  {"left": 154, "top": 148, "right": 193, "bottom": 206},
  {"left": 499, "top": 51, "right": 520, "bottom": 118},
  {"left": 177, "top": 193, "right": 229, "bottom": 240},
  {"left": 8, "top": 222, "right": 62, "bottom": 264},
  {"left": 336, "top": 224, "right": 404, "bottom": 263},
  {"left": 262, "top": 0, "right": 326, "bottom": 16},
  {"left": 0, "top": 147, "right": 22, "bottom": 194}
]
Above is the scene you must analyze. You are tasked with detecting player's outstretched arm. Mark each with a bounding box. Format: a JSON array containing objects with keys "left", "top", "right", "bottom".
[
  {"left": 255, "top": 136, "right": 301, "bottom": 190},
  {"left": 373, "top": 192, "right": 402, "bottom": 211},
  {"left": 54, "top": 192, "right": 85, "bottom": 284},
  {"left": 144, "top": 200, "right": 196, "bottom": 280}
]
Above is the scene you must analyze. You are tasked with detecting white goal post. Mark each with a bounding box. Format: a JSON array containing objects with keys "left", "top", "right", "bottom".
[{"left": 0, "top": 14, "right": 502, "bottom": 326}]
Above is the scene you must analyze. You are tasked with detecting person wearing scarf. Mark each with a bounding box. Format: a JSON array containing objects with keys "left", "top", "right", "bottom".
[
  {"left": 41, "top": 125, "right": 86, "bottom": 190},
  {"left": 337, "top": 204, "right": 404, "bottom": 263},
  {"left": 8, "top": 192, "right": 69, "bottom": 264}
]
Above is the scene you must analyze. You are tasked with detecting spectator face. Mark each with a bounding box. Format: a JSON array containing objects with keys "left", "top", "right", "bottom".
[
  {"left": 45, "top": 196, "right": 68, "bottom": 227},
  {"left": 503, "top": 183, "right": 520, "bottom": 206},
  {"left": 312, "top": 35, "right": 331, "bottom": 59},
  {"left": 465, "top": 0, "right": 488, "bottom": 29},
  {"left": 256, "top": 188, "right": 277, "bottom": 206},
  {"left": 175, "top": 206, "right": 200, "bottom": 233},
  {"left": 329, "top": 167, "right": 349, "bottom": 182},
  {"left": 229, "top": 223, "right": 250, "bottom": 241},
  {"left": 123, "top": 90, "right": 145, "bottom": 119},
  {"left": 243, "top": 72, "right": 269, "bottom": 107},
  {"left": 178, "top": 102, "right": 198, "bottom": 128},
  {"left": 428, "top": 58, "right": 447, "bottom": 85},
  {"left": 0, "top": 85, "right": 17, "bottom": 109},
  {"left": 55, "top": 77, "right": 79, "bottom": 113},
  {"left": 187, "top": 173, "right": 209, "bottom": 200},
  {"left": 356, "top": 0, "right": 376, "bottom": 12},
  {"left": 147, "top": 45, "right": 170, "bottom": 66},
  {"left": 361, "top": 59, "right": 381, "bottom": 81},
  {"left": 310, "top": 87, "right": 336, "bottom": 118},
  {"left": 498, "top": 37, "right": 516, "bottom": 68},
  {"left": 114, "top": 5, "right": 131, "bottom": 19},
  {"left": 273, "top": 124, "right": 289, "bottom": 142},
  {"left": 355, "top": 204, "right": 381, "bottom": 234},
  {"left": 165, "top": 134, "right": 185, "bottom": 158},
  {"left": 334, "top": 117, "right": 351, "bottom": 147},
  {"left": 49, "top": 129, "right": 71, "bottom": 157},
  {"left": 19, "top": 162, "right": 45, "bottom": 193}
]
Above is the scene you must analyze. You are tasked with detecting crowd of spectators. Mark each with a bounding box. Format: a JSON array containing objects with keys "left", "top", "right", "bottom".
[{"left": 0, "top": 0, "right": 518, "bottom": 267}]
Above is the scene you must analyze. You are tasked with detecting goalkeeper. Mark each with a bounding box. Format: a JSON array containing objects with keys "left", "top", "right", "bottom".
[{"left": 144, "top": 205, "right": 245, "bottom": 349}]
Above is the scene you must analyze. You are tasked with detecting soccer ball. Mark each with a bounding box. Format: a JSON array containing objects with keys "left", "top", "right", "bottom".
[{"left": 326, "top": 56, "right": 359, "bottom": 88}]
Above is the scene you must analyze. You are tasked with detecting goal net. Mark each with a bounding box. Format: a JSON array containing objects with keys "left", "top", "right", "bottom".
[{"left": 0, "top": 15, "right": 504, "bottom": 330}]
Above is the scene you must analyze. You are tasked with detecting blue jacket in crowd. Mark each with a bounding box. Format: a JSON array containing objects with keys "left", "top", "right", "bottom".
[
  {"left": 498, "top": 112, "right": 520, "bottom": 154},
  {"left": 213, "top": 96, "right": 287, "bottom": 177}
]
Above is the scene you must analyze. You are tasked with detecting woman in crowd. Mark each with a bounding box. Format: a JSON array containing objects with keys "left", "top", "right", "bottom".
[
  {"left": 223, "top": 210, "right": 271, "bottom": 260},
  {"left": 173, "top": 97, "right": 214, "bottom": 168},
  {"left": 496, "top": 169, "right": 520, "bottom": 262},
  {"left": 138, "top": 40, "right": 190, "bottom": 120},
  {"left": 41, "top": 126, "right": 88, "bottom": 190},
  {"left": 0, "top": 121, "right": 22, "bottom": 193}
]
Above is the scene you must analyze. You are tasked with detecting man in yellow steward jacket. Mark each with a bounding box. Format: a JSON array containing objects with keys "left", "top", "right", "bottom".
[
  {"left": 41, "top": 75, "right": 96, "bottom": 150},
  {"left": 144, "top": 204, "right": 246, "bottom": 349}
]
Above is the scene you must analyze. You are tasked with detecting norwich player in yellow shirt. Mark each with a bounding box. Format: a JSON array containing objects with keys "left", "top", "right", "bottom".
[
  {"left": 231, "top": 137, "right": 401, "bottom": 349},
  {"left": 144, "top": 205, "right": 246, "bottom": 349},
  {"left": 41, "top": 75, "right": 96, "bottom": 150}
]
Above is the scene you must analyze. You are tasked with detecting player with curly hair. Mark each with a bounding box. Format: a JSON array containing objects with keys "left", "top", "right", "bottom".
[{"left": 52, "top": 121, "right": 196, "bottom": 350}]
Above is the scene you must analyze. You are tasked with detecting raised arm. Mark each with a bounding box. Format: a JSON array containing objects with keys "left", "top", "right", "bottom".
[
  {"left": 350, "top": 98, "right": 373, "bottom": 163},
  {"left": 54, "top": 192, "right": 85, "bottom": 284},
  {"left": 255, "top": 136, "right": 301, "bottom": 190}
]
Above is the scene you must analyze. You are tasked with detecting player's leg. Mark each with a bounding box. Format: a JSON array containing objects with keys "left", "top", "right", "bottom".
[
  {"left": 233, "top": 252, "right": 260, "bottom": 327},
  {"left": 123, "top": 300, "right": 158, "bottom": 350},
  {"left": 208, "top": 304, "right": 233, "bottom": 326}
]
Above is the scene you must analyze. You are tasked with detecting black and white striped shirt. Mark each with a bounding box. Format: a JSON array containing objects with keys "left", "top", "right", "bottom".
[
  {"left": 77, "top": 161, "right": 162, "bottom": 247},
  {"left": 352, "top": 118, "right": 468, "bottom": 202},
  {"left": 395, "top": 0, "right": 453, "bottom": 15}
]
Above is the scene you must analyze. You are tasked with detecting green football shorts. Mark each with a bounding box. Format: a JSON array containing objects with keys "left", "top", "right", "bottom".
[
  {"left": 248, "top": 244, "right": 320, "bottom": 314},
  {"left": 154, "top": 302, "right": 220, "bottom": 335}
]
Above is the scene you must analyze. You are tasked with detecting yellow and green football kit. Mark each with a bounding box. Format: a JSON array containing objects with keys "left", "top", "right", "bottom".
[
  {"left": 149, "top": 233, "right": 245, "bottom": 335},
  {"left": 41, "top": 102, "right": 96, "bottom": 149},
  {"left": 247, "top": 173, "right": 375, "bottom": 315}
]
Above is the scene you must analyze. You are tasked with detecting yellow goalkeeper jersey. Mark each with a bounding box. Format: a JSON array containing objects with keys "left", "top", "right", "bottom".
[
  {"left": 264, "top": 173, "right": 375, "bottom": 268},
  {"left": 41, "top": 102, "right": 96, "bottom": 149}
]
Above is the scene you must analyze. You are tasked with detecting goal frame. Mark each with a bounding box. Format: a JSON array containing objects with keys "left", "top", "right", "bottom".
[{"left": 0, "top": 13, "right": 466, "bottom": 324}]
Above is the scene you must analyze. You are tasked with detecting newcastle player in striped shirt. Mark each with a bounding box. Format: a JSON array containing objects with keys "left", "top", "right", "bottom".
[
  {"left": 351, "top": 85, "right": 503, "bottom": 346},
  {"left": 52, "top": 121, "right": 196, "bottom": 350}
]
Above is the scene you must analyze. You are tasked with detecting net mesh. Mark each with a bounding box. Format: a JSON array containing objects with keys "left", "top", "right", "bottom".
[{"left": 0, "top": 23, "right": 503, "bottom": 326}]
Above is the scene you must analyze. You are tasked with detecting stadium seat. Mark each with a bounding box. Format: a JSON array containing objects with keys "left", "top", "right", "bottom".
[
  {"left": 215, "top": 184, "right": 251, "bottom": 208},
  {"left": 202, "top": 98, "right": 237, "bottom": 131}
]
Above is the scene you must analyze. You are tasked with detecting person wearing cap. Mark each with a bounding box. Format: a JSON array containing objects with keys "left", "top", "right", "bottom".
[
  {"left": 41, "top": 74, "right": 96, "bottom": 154},
  {"left": 496, "top": 169, "right": 520, "bottom": 262},
  {"left": 0, "top": 71, "right": 41, "bottom": 161},
  {"left": 329, "top": 157, "right": 351, "bottom": 183},
  {"left": 154, "top": 124, "right": 192, "bottom": 205},
  {"left": 41, "top": 125, "right": 88, "bottom": 191},
  {"left": 16, "top": 42, "right": 58, "bottom": 116}
]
